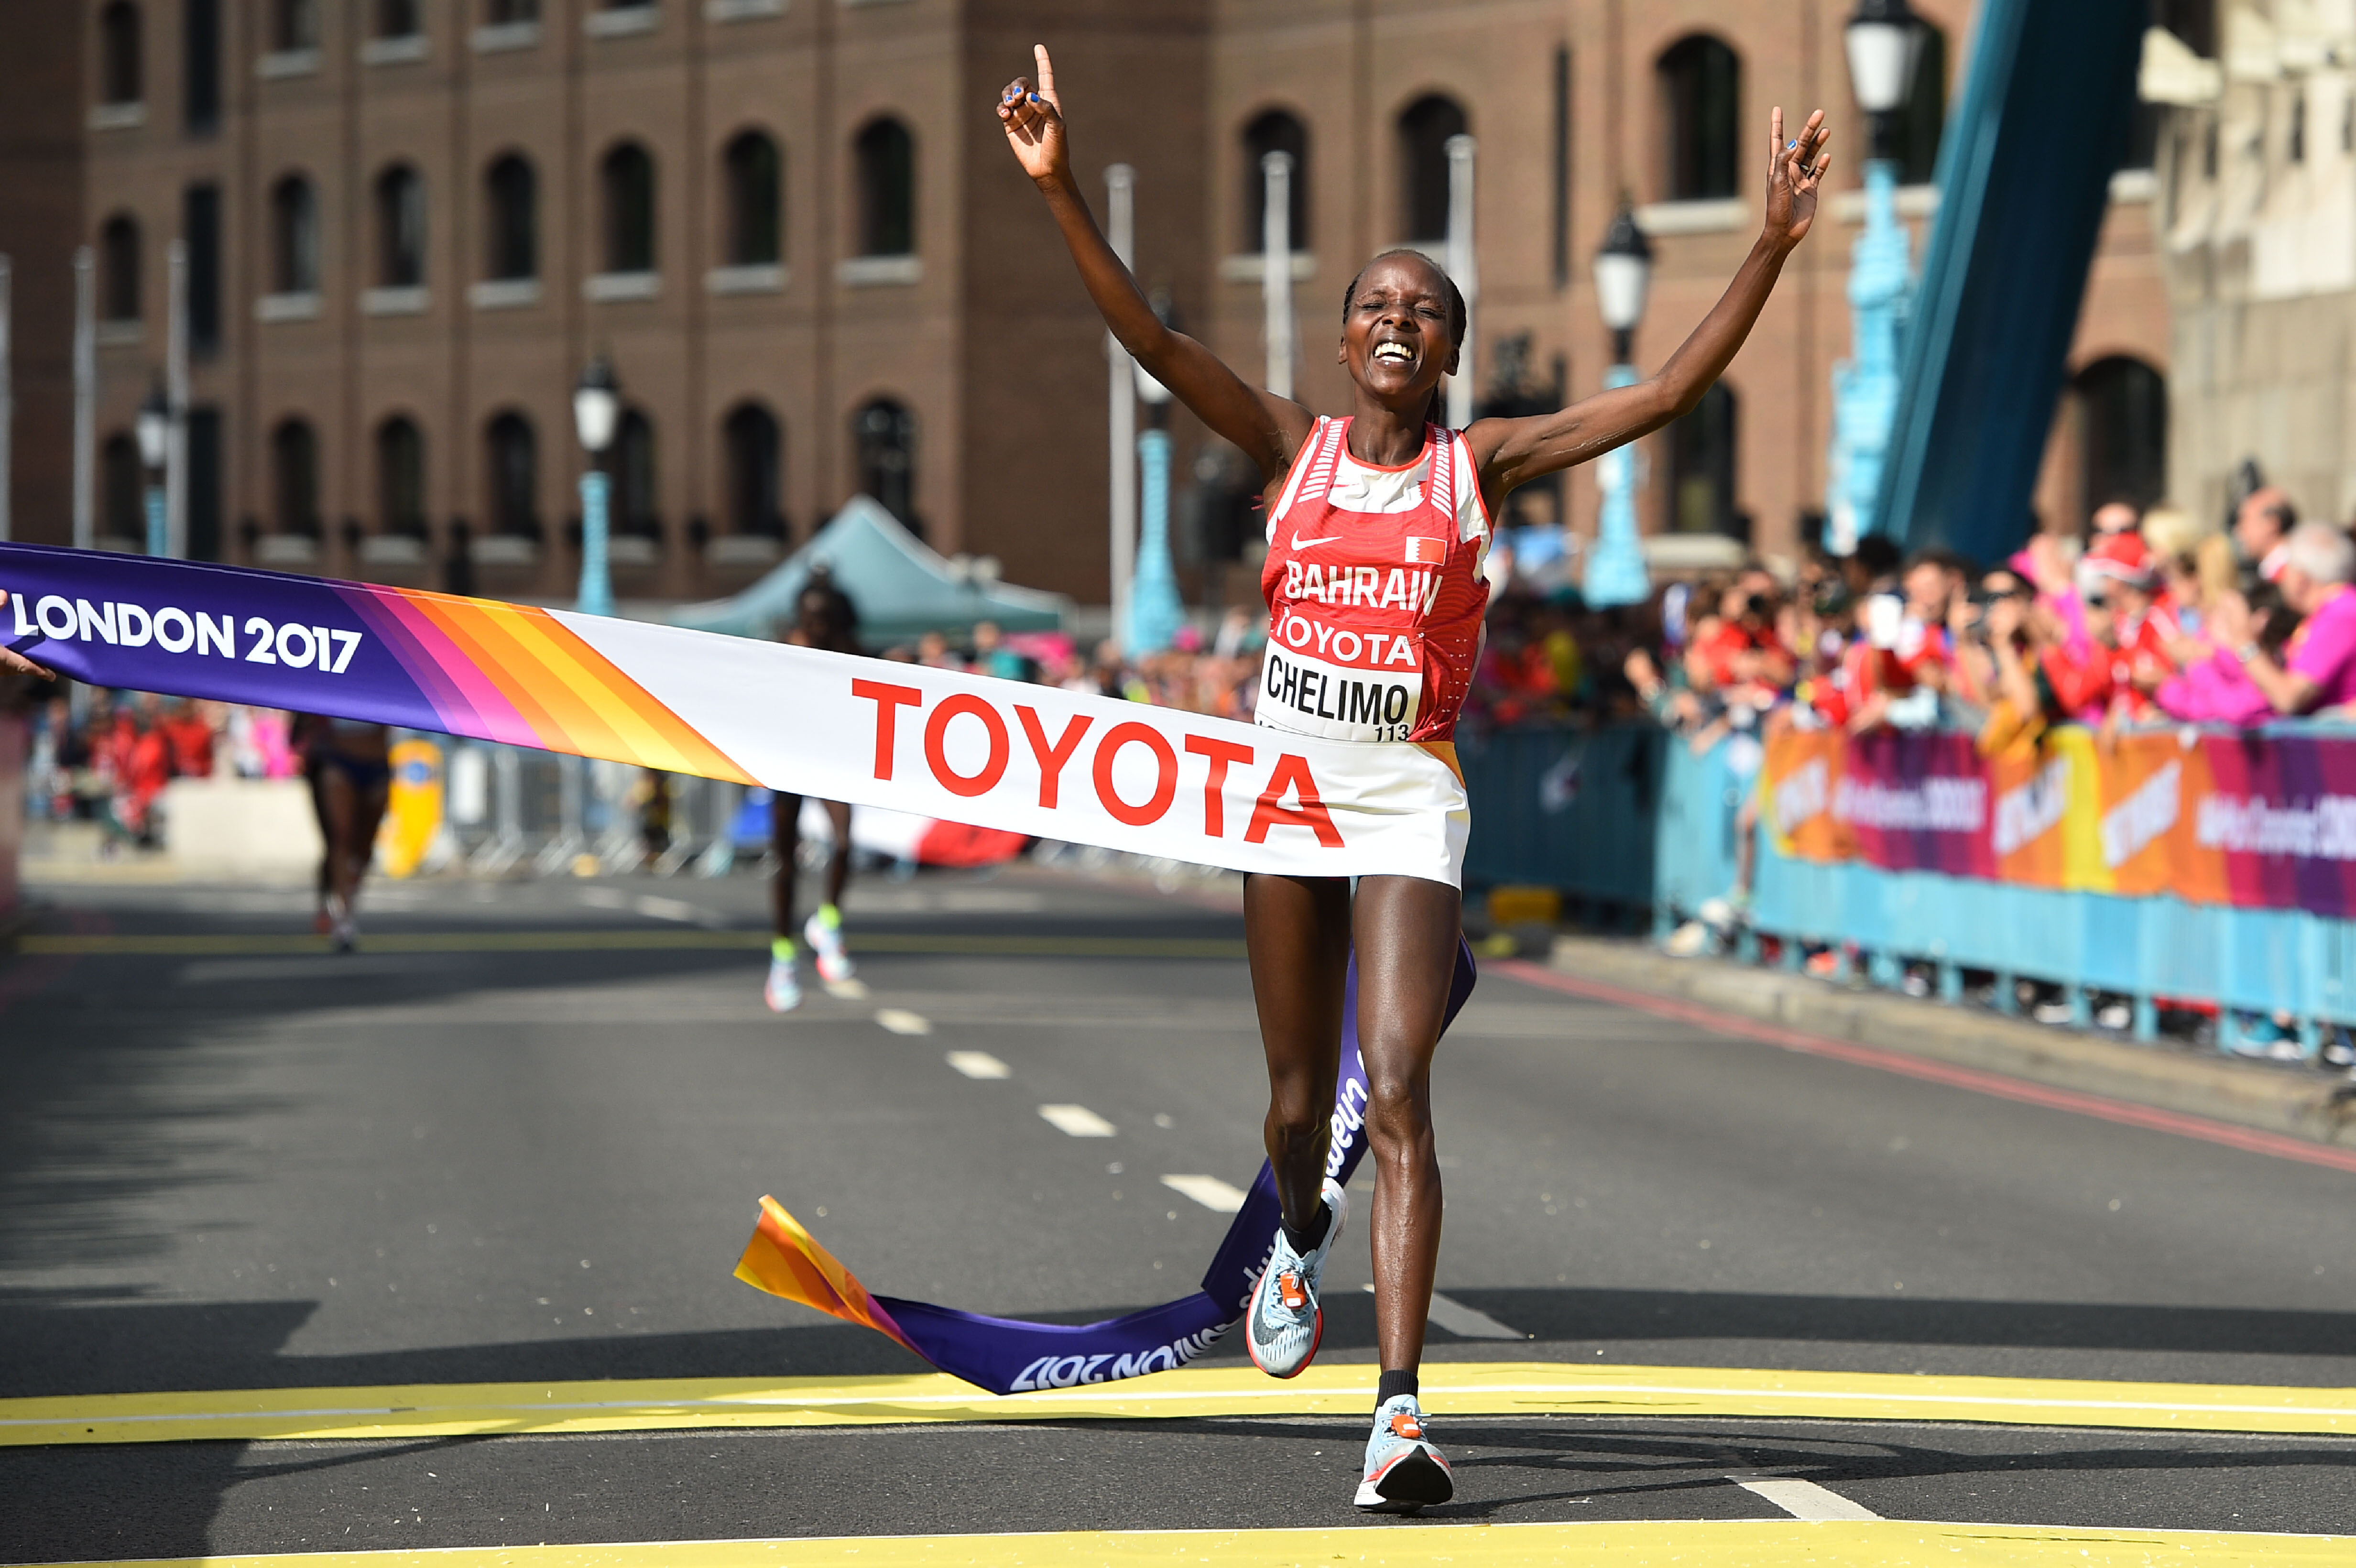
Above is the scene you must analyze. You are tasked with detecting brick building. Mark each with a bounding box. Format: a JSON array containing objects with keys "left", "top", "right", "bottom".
[{"left": 34, "top": 0, "right": 2186, "bottom": 611}]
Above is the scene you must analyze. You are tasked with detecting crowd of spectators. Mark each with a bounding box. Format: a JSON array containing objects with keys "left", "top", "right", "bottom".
[
  {"left": 21, "top": 694, "right": 301, "bottom": 846},
  {"left": 1591, "top": 480, "right": 2356, "bottom": 758}
]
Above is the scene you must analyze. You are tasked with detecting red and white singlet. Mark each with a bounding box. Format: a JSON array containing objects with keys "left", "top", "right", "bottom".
[{"left": 1258, "top": 416, "right": 1492, "bottom": 745}]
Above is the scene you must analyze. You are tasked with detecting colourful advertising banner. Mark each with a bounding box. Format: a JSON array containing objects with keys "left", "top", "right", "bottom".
[{"left": 1762, "top": 726, "right": 2356, "bottom": 918}]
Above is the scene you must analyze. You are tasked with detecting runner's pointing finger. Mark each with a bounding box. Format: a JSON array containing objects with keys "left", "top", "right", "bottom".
[
  {"left": 1033, "top": 43, "right": 1059, "bottom": 111},
  {"left": 0, "top": 591, "right": 57, "bottom": 679}
]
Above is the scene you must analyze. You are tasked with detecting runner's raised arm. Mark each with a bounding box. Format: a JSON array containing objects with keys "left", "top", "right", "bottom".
[{"left": 998, "top": 45, "right": 1314, "bottom": 486}]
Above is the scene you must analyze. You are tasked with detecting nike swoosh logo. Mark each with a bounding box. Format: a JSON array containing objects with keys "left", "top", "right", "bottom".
[{"left": 1291, "top": 533, "right": 1342, "bottom": 550}]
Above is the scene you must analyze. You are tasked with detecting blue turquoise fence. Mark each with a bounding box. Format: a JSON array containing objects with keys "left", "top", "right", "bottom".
[{"left": 1461, "top": 724, "right": 2355, "bottom": 1059}]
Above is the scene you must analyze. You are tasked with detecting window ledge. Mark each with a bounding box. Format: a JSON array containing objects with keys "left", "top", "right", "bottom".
[
  {"left": 257, "top": 534, "right": 321, "bottom": 566},
  {"left": 586, "top": 6, "right": 660, "bottom": 39},
  {"left": 1218, "top": 251, "right": 1317, "bottom": 283},
  {"left": 707, "top": 534, "right": 784, "bottom": 567},
  {"left": 95, "top": 320, "right": 146, "bottom": 347},
  {"left": 361, "top": 34, "right": 430, "bottom": 66},
  {"left": 469, "top": 277, "right": 542, "bottom": 309},
  {"left": 257, "top": 48, "right": 322, "bottom": 80},
  {"left": 363, "top": 285, "right": 430, "bottom": 316},
  {"left": 840, "top": 0, "right": 913, "bottom": 8},
  {"left": 255, "top": 291, "right": 323, "bottom": 323},
  {"left": 1634, "top": 197, "right": 1749, "bottom": 237},
  {"left": 471, "top": 535, "right": 540, "bottom": 566},
  {"left": 472, "top": 21, "right": 540, "bottom": 52},
  {"left": 361, "top": 534, "right": 428, "bottom": 566},
  {"left": 586, "top": 270, "right": 661, "bottom": 302},
  {"left": 1832, "top": 183, "right": 1940, "bottom": 224},
  {"left": 708, "top": 262, "right": 787, "bottom": 294},
  {"left": 709, "top": 0, "right": 785, "bottom": 18},
  {"left": 88, "top": 102, "right": 146, "bottom": 131},
  {"left": 2110, "top": 167, "right": 2160, "bottom": 205},
  {"left": 608, "top": 535, "right": 662, "bottom": 566},
  {"left": 837, "top": 254, "right": 922, "bottom": 286}
]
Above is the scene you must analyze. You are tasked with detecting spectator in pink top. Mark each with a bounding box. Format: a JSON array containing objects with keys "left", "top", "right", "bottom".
[{"left": 2211, "top": 521, "right": 2356, "bottom": 715}]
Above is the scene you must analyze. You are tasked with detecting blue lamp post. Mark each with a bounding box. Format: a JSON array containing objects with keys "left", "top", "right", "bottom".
[
  {"left": 1826, "top": 0, "right": 1924, "bottom": 554},
  {"left": 135, "top": 380, "right": 169, "bottom": 557},
  {"left": 572, "top": 356, "right": 620, "bottom": 618},
  {"left": 1127, "top": 358, "right": 1186, "bottom": 654},
  {"left": 1582, "top": 202, "right": 1653, "bottom": 609}
]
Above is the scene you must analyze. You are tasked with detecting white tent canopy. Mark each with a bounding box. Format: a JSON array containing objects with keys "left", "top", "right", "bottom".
[{"left": 667, "top": 497, "right": 1069, "bottom": 646}]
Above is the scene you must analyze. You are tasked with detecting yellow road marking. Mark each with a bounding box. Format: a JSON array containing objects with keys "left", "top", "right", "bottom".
[
  {"left": 7, "top": 1361, "right": 2354, "bottom": 1448},
  {"left": 57, "top": 1520, "right": 2356, "bottom": 1567},
  {"left": 15, "top": 931, "right": 1246, "bottom": 960}
]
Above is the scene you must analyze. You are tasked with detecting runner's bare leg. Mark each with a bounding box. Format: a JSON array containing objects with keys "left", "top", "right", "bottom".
[
  {"left": 1351, "top": 874, "right": 1460, "bottom": 1374},
  {"left": 1243, "top": 873, "right": 1353, "bottom": 1233}
]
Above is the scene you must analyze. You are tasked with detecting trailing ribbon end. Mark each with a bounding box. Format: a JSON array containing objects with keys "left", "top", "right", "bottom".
[{"left": 735, "top": 1196, "right": 920, "bottom": 1358}]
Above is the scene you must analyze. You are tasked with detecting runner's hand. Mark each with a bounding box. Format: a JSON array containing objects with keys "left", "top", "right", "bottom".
[
  {"left": 998, "top": 45, "right": 1070, "bottom": 188},
  {"left": 0, "top": 591, "right": 55, "bottom": 679},
  {"left": 1764, "top": 107, "right": 1830, "bottom": 250}
]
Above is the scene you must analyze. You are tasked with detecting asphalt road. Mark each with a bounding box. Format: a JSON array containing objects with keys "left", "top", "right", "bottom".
[{"left": 2, "top": 864, "right": 2352, "bottom": 1561}]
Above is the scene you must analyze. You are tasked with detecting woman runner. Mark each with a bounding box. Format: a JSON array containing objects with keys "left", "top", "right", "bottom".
[
  {"left": 999, "top": 48, "right": 1828, "bottom": 1510},
  {"left": 765, "top": 572, "right": 862, "bottom": 1012},
  {"left": 299, "top": 715, "right": 393, "bottom": 952}
]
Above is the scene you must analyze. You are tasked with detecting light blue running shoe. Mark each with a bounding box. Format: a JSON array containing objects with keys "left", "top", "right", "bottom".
[
  {"left": 1244, "top": 1177, "right": 1346, "bottom": 1379},
  {"left": 1356, "top": 1394, "right": 1454, "bottom": 1512}
]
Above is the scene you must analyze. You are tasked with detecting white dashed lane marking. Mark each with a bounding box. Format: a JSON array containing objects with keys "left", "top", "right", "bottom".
[
  {"left": 632, "top": 895, "right": 721, "bottom": 926},
  {"left": 1365, "top": 1283, "right": 1525, "bottom": 1340},
  {"left": 875, "top": 1009, "right": 933, "bottom": 1036},
  {"left": 1037, "top": 1104, "right": 1117, "bottom": 1137},
  {"left": 1733, "top": 1477, "right": 1881, "bottom": 1521},
  {"left": 1159, "top": 1174, "right": 1251, "bottom": 1213},
  {"left": 946, "top": 1050, "right": 1011, "bottom": 1079}
]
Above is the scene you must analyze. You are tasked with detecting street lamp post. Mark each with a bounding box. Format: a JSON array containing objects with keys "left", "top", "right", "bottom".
[
  {"left": 1443, "top": 134, "right": 1479, "bottom": 429},
  {"left": 1582, "top": 202, "right": 1653, "bottom": 609},
  {"left": 573, "top": 356, "right": 621, "bottom": 618},
  {"left": 136, "top": 380, "right": 170, "bottom": 558},
  {"left": 1827, "top": 0, "right": 1925, "bottom": 555},
  {"left": 1128, "top": 352, "right": 1185, "bottom": 654}
]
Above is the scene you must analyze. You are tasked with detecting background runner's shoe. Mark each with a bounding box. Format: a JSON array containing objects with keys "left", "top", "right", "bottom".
[
  {"left": 804, "top": 909, "right": 855, "bottom": 984},
  {"left": 1244, "top": 1177, "right": 1346, "bottom": 1378},
  {"left": 1356, "top": 1395, "right": 1454, "bottom": 1512},
  {"left": 765, "top": 954, "right": 802, "bottom": 1013}
]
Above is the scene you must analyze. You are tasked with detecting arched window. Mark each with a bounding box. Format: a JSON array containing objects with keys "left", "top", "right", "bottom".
[
  {"left": 185, "top": 0, "right": 221, "bottom": 131},
  {"left": 2073, "top": 356, "right": 2169, "bottom": 513},
  {"left": 273, "top": 418, "right": 321, "bottom": 536},
  {"left": 275, "top": 0, "right": 319, "bottom": 51},
  {"left": 99, "top": 215, "right": 142, "bottom": 322},
  {"left": 722, "top": 402, "right": 782, "bottom": 536},
  {"left": 600, "top": 142, "right": 656, "bottom": 274},
  {"left": 484, "top": 412, "right": 536, "bottom": 536},
  {"left": 484, "top": 154, "right": 537, "bottom": 280},
  {"left": 723, "top": 130, "right": 782, "bottom": 266},
  {"left": 377, "top": 416, "right": 425, "bottom": 535},
  {"left": 614, "top": 409, "right": 658, "bottom": 535},
  {"left": 375, "top": 164, "right": 425, "bottom": 288},
  {"left": 1397, "top": 95, "right": 1468, "bottom": 243},
  {"left": 101, "top": 434, "right": 145, "bottom": 540},
  {"left": 854, "top": 118, "right": 916, "bottom": 257},
  {"left": 377, "top": 0, "right": 422, "bottom": 37},
  {"left": 99, "top": 2, "right": 142, "bottom": 104},
  {"left": 1658, "top": 35, "right": 1741, "bottom": 201},
  {"left": 1667, "top": 381, "right": 1738, "bottom": 534},
  {"left": 855, "top": 397, "right": 916, "bottom": 527},
  {"left": 1893, "top": 24, "right": 1947, "bottom": 186},
  {"left": 1242, "top": 110, "right": 1309, "bottom": 250},
  {"left": 271, "top": 174, "right": 319, "bottom": 294},
  {"left": 485, "top": 0, "right": 539, "bottom": 23}
]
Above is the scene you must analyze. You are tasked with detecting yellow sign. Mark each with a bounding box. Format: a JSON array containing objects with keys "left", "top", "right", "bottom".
[{"left": 378, "top": 739, "right": 444, "bottom": 878}]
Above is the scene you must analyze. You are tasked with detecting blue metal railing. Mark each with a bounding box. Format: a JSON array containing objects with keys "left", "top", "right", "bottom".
[{"left": 1461, "top": 723, "right": 2354, "bottom": 1060}]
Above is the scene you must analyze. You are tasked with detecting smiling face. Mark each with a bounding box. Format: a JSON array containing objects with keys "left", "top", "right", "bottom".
[{"left": 1339, "top": 252, "right": 1461, "bottom": 412}]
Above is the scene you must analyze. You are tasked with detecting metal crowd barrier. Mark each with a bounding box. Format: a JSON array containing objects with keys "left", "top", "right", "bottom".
[
  {"left": 430, "top": 739, "right": 745, "bottom": 881},
  {"left": 1460, "top": 722, "right": 2353, "bottom": 1062}
]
